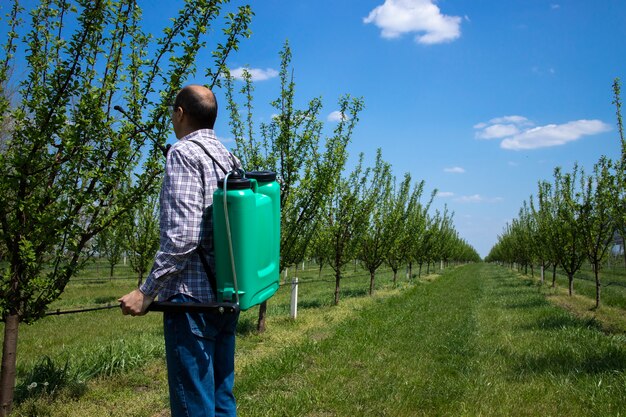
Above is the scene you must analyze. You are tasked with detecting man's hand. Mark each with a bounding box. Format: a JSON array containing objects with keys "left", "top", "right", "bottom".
[{"left": 118, "top": 289, "right": 154, "bottom": 316}]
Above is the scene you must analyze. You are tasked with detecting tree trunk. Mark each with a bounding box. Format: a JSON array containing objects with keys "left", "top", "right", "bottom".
[
  {"left": 418, "top": 263, "right": 422, "bottom": 278},
  {"left": 551, "top": 265, "right": 557, "bottom": 288},
  {"left": 594, "top": 261, "right": 601, "bottom": 310},
  {"left": 334, "top": 269, "right": 341, "bottom": 305},
  {"left": 408, "top": 262, "right": 412, "bottom": 280},
  {"left": 568, "top": 273, "right": 574, "bottom": 296},
  {"left": 0, "top": 314, "right": 19, "bottom": 417},
  {"left": 392, "top": 267, "right": 397, "bottom": 286},
  {"left": 256, "top": 301, "right": 267, "bottom": 333},
  {"left": 369, "top": 270, "right": 375, "bottom": 296}
]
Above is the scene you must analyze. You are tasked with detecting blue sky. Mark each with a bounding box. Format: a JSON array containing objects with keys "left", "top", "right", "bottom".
[
  {"left": 195, "top": 0, "right": 624, "bottom": 258},
  {"left": 4, "top": 1, "right": 624, "bottom": 258}
]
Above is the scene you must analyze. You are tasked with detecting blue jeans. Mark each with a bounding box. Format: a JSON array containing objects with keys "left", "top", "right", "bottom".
[{"left": 163, "top": 294, "right": 239, "bottom": 417}]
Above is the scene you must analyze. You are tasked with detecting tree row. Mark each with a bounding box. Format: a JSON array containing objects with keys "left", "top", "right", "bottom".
[{"left": 486, "top": 79, "right": 626, "bottom": 310}]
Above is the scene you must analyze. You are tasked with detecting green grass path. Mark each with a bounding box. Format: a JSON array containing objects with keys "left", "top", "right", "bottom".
[{"left": 235, "top": 263, "right": 626, "bottom": 417}]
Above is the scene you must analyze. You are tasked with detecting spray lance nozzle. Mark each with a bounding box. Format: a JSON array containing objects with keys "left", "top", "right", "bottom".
[{"left": 113, "top": 105, "right": 171, "bottom": 158}]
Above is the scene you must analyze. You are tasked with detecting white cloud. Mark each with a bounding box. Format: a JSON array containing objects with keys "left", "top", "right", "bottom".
[
  {"left": 455, "top": 194, "right": 503, "bottom": 203},
  {"left": 474, "top": 116, "right": 611, "bottom": 150},
  {"left": 476, "top": 124, "right": 521, "bottom": 140},
  {"left": 229, "top": 67, "right": 279, "bottom": 82},
  {"left": 437, "top": 191, "right": 454, "bottom": 198},
  {"left": 363, "top": 0, "right": 462, "bottom": 45},
  {"left": 444, "top": 166, "right": 465, "bottom": 174},
  {"left": 456, "top": 194, "right": 483, "bottom": 203},
  {"left": 327, "top": 111, "right": 349, "bottom": 122},
  {"left": 501, "top": 120, "right": 611, "bottom": 150}
]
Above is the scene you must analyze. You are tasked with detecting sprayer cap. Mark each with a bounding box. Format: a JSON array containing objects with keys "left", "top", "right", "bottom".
[
  {"left": 245, "top": 171, "right": 277, "bottom": 183},
  {"left": 217, "top": 170, "right": 251, "bottom": 190}
]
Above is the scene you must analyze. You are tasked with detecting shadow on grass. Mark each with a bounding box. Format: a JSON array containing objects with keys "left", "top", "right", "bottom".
[
  {"left": 298, "top": 300, "right": 326, "bottom": 309},
  {"left": 519, "top": 312, "right": 604, "bottom": 333},
  {"left": 508, "top": 344, "right": 626, "bottom": 376},
  {"left": 237, "top": 317, "right": 258, "bottom": 336},
  {"left": 342, "top": 288, "right": 369, "bottom": 298}
]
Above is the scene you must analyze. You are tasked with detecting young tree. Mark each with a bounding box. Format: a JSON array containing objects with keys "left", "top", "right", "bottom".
[
  {"left": 411, "top": 189, "right": 436, "bottom": 278},
  {"left": 580, "top": 157, "right": 616, "bottom": 308},
  {"left": 225, "top": 41, "right": 364, "bottom": 330},
  {"left": 553, "top": 166, "right": 587, "bottom": 296},
  {"left": 324, "top": 155, "right": 372, "bottom": 305},
  {"left": 358, "top": 150, "right": 394, "bottom": 295},
  {"left": 309, "top": 224, "right": 331, "bottom": 279},
  {"left": 0, "top": 1, "right": 252, "bottom": 413},
  {"left": 125, "top": 195, "right": 160, "bottom": 287},
  {"left": 384, "top": 173, "right": 413, "bottom": 285},
  {"left": 611, "top": 78, "right": 626, "bottom": 267},
  {"left": 95, "top": 219, "right": 126, "bottom": 279},
  {"left": 530, "top": 193, "right": 553, "bottom": 285},
  {"left": 429, "top": 206, "right": 455, "bottom": 271},
  {"left": 537, "top": 180, "right": 562, "bottom": 286},
  {"left": 513, "top": 201, "right": 536, "bottom": 275}
]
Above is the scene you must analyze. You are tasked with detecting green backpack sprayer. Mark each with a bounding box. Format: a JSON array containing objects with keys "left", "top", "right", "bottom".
[
  {"left": 151, "top": 143, "right": 280, "bottom": 314},
  {"left": 114, "top": 105, "right": 280, "bottom": 314}
]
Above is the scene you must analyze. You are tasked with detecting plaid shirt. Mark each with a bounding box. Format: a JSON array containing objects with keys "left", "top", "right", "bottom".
[{"left": 140, "top": 129, "right": 239, "bottom": 303}]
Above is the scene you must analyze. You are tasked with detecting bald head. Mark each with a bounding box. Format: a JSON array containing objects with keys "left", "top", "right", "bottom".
[{"left": 174, "top": 85, "right": 218, "bottom": 130}]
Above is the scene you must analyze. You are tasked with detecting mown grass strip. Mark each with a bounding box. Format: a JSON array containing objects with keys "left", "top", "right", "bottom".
[{"left": 235, "top": 263, "right": 626, "bottom": 417}]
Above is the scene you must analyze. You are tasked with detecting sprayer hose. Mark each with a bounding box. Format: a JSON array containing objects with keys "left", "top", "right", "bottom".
[{"left": 222, "top": 172, "right": 240, "bottom": 305}]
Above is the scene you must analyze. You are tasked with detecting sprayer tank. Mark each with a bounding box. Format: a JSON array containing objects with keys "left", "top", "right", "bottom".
[{"left": 212, "top": 171, "right": 280, "bottom": 310}]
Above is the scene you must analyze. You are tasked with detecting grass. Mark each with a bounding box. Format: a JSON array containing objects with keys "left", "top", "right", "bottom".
[
  {"left": 234, "top": 263, "right": 626, "bottom": 417},
  {"left": 8, "top": 262, "right": 414, "bottom": 415},
  {"left": 5, "top": 262, "right": 626, "bottom": 416}
]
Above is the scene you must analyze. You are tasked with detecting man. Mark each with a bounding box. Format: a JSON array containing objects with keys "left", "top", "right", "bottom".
[{"left": 119, "top": 84, "right": 240, "bottom": 417}]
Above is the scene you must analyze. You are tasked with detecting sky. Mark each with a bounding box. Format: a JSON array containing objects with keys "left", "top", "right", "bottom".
[
  {"left": 198, "top": 0, "right": 625, "bottom": 258},
  {"left": 6, "top": 1, "right": 626, "bottom": 258}
]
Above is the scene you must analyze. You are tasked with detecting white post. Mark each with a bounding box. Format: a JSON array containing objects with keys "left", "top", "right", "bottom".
[
  {"left": 540, "top": 265, "right": 545, "bottom": 284},
  {"left": 290, "top": 278, "right": 298, "bottom": 319},
  {"left": 283, "top": 267, "right": 289, "bottom": 284}
]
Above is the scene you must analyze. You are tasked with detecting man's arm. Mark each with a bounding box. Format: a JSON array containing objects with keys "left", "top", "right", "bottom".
[
  {"left": 118, "top": 289, "right": 154, "bottom": 316},
  {"left": 119, "top": 144, "right": 205, "bottom": 312}
]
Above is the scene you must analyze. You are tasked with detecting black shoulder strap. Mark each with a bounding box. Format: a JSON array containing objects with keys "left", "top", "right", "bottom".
[
  {"left": 188, "top": 138, "right": 240, "bottom": 295},
  {"left": 188, "top": 139, "right": 239, "bottom": 174}
]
